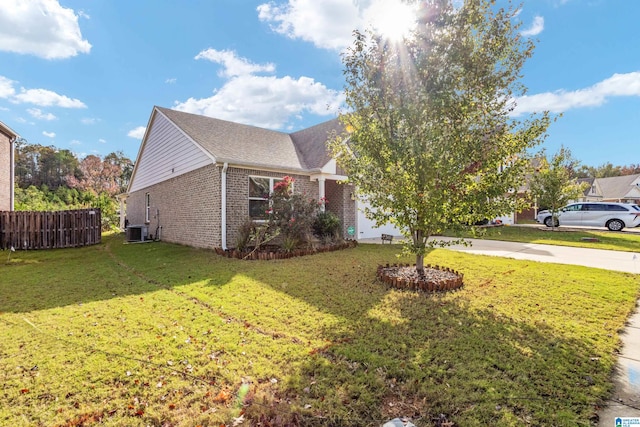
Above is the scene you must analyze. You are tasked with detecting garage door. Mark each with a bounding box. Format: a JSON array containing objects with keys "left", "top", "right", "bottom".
[{"left": 356, "top": 200, "right": 402, "bottom": 239}]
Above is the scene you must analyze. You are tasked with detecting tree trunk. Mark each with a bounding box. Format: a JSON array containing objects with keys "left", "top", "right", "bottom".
[{"left": 414, "top": 229, "right": 425, "bottom": 275}]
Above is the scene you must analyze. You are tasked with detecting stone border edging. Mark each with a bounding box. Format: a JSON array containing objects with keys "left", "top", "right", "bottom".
[{"left": 377, "top": 263, "right": 464, "bottom": 293}]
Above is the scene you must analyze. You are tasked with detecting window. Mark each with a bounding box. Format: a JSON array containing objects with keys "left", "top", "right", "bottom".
[
  {"left": 606, "top": 204, "right": 628, "bottom": 212},
  {"left": 145, "top": 192, "right": 150, "bottom": 223},
  {"left": 249, "top": 176, "right": 284, "bottom": 219},
  {"left": 564, "top": 204, "right": 582, "bottom": 212}
]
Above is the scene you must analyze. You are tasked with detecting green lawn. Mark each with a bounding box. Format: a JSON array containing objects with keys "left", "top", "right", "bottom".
[
  {"left": 446, "top": 224, "right": 640, "bottom": 252},
  {"left": 1, "top": 233, "right": 639, "bottom": 426}
]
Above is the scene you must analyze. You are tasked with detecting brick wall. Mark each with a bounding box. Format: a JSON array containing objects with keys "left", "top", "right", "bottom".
[
  {"left": 226, "top": 168, "right": 318, "bottom": 247},
  {"left": 0, "top": 133, "right": 10, "bottom": 211},
  {"left": 127, "top": 164, "right": 222, "bottom": 249},
  {"left": 324, "top": 180, "right": 356, "bottom": 239},
  {"left": 126, "top": 165, "right": 358, "bottom": 250}
]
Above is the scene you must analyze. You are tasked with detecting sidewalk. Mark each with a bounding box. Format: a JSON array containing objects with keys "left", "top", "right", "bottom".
[{"left": 359, "top": 235, "right": 640, "bottom": 425}]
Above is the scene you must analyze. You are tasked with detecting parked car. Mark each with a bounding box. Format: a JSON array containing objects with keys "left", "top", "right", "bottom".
[{"left": 536, "top": 202, "right": 640, "bottom": 231}]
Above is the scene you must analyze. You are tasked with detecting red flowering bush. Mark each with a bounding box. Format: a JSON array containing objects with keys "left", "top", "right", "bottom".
[{"left": 267, "top": 176, "right": 319, "bottom": 251}]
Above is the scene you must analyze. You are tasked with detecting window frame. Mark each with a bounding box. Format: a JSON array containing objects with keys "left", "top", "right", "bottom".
[{"left": 248, "top": 176, "right": 286, "bottom": 220}]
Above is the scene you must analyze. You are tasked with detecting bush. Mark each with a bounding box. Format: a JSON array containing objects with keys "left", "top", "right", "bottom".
[
  {"left": 268, "top": 176, "right": 318, "bottom": 250},
  {"left": 313, "top": 211, "right": 342, "bottom": 242}
]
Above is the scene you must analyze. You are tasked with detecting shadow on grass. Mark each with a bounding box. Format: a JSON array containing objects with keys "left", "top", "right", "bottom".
[
  {"left": 235, "top": 247, "right": 618, "bottom": 426},
  {"left": 0, "top": 234, "right": 238, "bottom": 313},
  {"left": 0, "top": 234, "right": 626, "bottom": 426}
]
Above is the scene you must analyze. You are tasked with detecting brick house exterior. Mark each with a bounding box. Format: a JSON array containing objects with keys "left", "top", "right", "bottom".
[
  {"left": 0, "top": 121, "right": 18, "bottom": 212},
  {"left": 125, "top": 107, "right": 357, "bottom": 249}
]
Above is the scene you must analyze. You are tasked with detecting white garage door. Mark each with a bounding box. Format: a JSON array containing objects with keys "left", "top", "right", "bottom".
[{"left": 356, "top": 200, "right": 402, "bottom": 240}]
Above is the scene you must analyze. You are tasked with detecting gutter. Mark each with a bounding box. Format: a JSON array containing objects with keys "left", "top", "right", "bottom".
[
  {"left": 221, "top": 162, "right": 228, "bottom": 250},
  {"left": 9, "top": 135, "right": 15, "bottom": 211}
]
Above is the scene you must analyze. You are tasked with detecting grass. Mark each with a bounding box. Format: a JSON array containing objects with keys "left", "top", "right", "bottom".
[
  {"left": 0, "top": 233, "right": 639, "bottom": 426},
  {"left": 446, "top": 224, "right": 640, "bottom": 252}
]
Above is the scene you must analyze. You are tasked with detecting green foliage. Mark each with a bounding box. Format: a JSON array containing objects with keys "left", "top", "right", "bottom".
[
  {"left": 529, "top": 147, "right": 588, "bottom": 230},
  {"left": 11, "top": 139, "right": 133, "bottom": 231},
  {"left": 0, "top": 234, "right": 638, "bottom": 426},
  {"left": 575, "top": 162, "right": 640, "bottom": 178},
  {"left": 313, "top": 211, "right": 342, "bottom": 242},
  {"left": 267, "top": 176, "right": 319, "bottom": 250},
  {"left": 331, "top": 0, "right": 551, "bottom": 272},
  {"left": 235, "top": 218, "right": 255, "bottom": 251},
  {"left": 14, "top": 185, "right": 120, "bottom": 231},
  {"left": 447, "top": 224, "right": 640, "bottom": 252}
]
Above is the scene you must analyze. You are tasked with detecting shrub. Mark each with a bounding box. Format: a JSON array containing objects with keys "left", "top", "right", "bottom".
[
  {"left": 313, "top": 211, "right": 342, "bottom": 242},
  {"left": 268, "top": 176, "right": 318, "bottom": 250}
]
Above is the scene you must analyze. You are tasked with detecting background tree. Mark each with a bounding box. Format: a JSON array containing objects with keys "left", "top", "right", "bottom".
[
  {"left": 14, "top": 142, "right": 81, "bottom": 189},
  {"left": 331, "top": 0, "right": 551, "bottom": 273},
  {"left": 13, "top": 139, "right": 134, "bottom": 230},
  {"left": 575, "top": 162, "right": 640, "bottom": 178},
  {"left": 67, "top": 154, "right": 122, "bottom": 196},
  {"left": 529, "top": 147, "right": 588, "bottom": 230}
]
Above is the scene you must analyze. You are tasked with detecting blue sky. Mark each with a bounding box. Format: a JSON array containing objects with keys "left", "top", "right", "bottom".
[{"left": 1, "top": 0, "right": 639, "bottom": 167}]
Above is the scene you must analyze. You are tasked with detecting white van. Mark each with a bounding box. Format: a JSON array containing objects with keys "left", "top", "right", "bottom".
[{"left": 536, "top": 202, "right": 640, "bottom": 231}]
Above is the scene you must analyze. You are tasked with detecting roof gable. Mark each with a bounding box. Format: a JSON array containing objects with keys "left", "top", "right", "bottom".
[
  {"left": 594, "top": 173, "right": 640, "bottom": 199},
  {"left": 290, "top": 118, "right": 344, "bottom": 170},
  {"left": 128, "top": 109, "right": 214, "bottom": 193},
  {"left": 157, "top": 107, "right": 307, "bottom": 171},
  {"left": 0, "top": 120, "right": 18, "bottom": 140}
]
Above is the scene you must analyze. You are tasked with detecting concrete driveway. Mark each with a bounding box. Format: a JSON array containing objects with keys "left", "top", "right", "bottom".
[{"left": 359, "top": 234, "right": 640, "bottom": 425}]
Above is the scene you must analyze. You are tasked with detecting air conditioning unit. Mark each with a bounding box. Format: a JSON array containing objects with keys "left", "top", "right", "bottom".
[{"left": 126, "top": 225, "right": 148, "bottom": 242}]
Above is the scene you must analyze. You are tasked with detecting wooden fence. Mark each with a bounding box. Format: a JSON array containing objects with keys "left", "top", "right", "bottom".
[{"left": 0, "top": 209, "right": 101, "bottom": 250}]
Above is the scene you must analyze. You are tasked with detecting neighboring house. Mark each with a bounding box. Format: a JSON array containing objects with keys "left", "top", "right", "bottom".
[
  {"left": 591, "top": 174, "right": 640, "bottom": 204},
  {"left": 0, "top": 120, "right": 18, "bottom": 211},
  {"left": 125, "top": 106, "right": 363, "bottom": 250}
]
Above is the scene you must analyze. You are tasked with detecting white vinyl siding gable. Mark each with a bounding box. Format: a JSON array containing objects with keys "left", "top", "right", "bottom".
[{"left": 129, "top": 111, "right": 213, "bottom": 193}]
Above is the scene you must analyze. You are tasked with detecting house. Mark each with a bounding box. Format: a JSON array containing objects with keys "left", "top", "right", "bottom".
[
  {"left": 0, "top": 120, "right": 18, "bottom": 211},
  {"left": 574, "top": 174, "right": 640, "bottom": 204},
  {"left": 591, "top": 174, "right": 640, "bottom": 204},
  {"left": 125, "top": 106, "right": 367, "bottom": 250}
]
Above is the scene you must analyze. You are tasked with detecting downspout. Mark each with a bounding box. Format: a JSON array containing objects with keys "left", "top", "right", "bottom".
[
  {"left": 221, "top": 162, "right": 228, "bottom": 250},
  {"left": 9, "top": 135, "right": 15, "bottom": 211}
]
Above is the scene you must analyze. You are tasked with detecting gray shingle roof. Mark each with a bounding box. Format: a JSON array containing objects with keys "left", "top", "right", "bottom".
[
  {"left": 595, "top": 173, "right": 640, "bottom": 199},
  {"left": 156, "top": 107, "right": 342, "bottom": 173},
  {"left": 290, "top": 118, "right": 343, "bottom": 170}
]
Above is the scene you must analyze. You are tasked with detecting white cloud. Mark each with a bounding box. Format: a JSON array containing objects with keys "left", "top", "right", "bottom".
[
  {"left": 128, "top": 126, "right": 147, "bottom": 139},
  {"left": 14, "top": 88, "right": 86, "bottom": 108},
  {"left": 42, "top": 131, "right": 56, "bottom": 138},
  {"left": 175, "top": 49, "right": 343, "bottom": 128},
  {"left": 521, "top": 15, "right": 544, "bottom": 37},
  {"left": 165, "top": 78, "right": 177, "bottom": 84},
  {"left": 27, "top": 108, "right": 57, "bottom": 121},
  {"left": 257, "top": 0, "right": 369, "bottom": 50},
  {"left": 98, "top": 138, "right": 106, "bottom": 143},
  {"left": 0, "top": 0, "right": 91, "bottom": 59},
  {"left": 175, "top": 74, "right": 343, "bottom": 128},
  {"left": 0, "top": 76, "right": 16, "bottom": 98},
  {"left": 196, "top": 48, "right": 276, "bottom": 78},
  {"left": 69, "top": 139, "right": 81, "bottom": 146},
  {"left": 81, "top": 117, "right": 98, "bottom": 124},
  {"left": 512, "top": 71, "right": 640, "bottom": 116}
]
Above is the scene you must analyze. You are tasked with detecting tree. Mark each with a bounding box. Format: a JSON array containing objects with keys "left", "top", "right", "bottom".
[
  {"left": 575, "top": 162, "right": 640, "bottom": 178},
  {"left": 67, "top": 154, "right": 122, "bottom": 196},
  {"left": 331, "top": 0, "right": 551, "bottom": 273},
  {"left": 529, "top": 147, "right": 587, "bottom": 230},
  {"left": 14, "top": 141, "right": 81, "bottom": 189}
]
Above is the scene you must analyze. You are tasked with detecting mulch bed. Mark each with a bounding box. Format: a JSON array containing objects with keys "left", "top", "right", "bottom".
[
  {"left": 377, "top": 263, "right": 464, "bottom": 293},
  {"left": 214, "top": 240, "right": 358, "bottom": 260}
]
